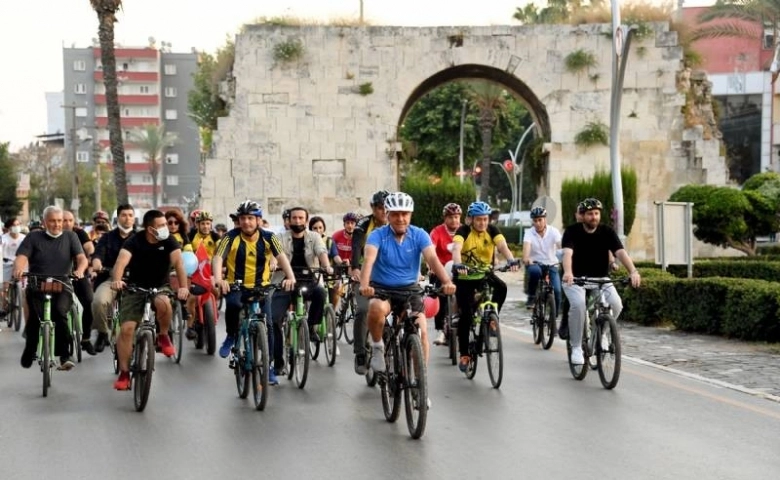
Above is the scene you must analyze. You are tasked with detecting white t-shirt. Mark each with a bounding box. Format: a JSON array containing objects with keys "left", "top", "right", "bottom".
[
  {"left": 522, "top": 225, "right": 561, "bottom": 265},
  {"left": 1, "top": 233, "right": 25, "bottom": 264}
]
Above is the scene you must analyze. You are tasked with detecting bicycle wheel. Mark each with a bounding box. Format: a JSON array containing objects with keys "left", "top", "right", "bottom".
[
  {"left": 404, "top": 334, "right": 428, "bottom": 439},
  {"left": 133, "top": 331, "right": 155, "bottom": 412},
  {"left": 285, "top": 316, "right": 295, "bottom": 381},
  {"left": 364, "top": 331, "right": 377, "bottom": 387},
  {"left": 596, "top": 314, "right": 621, "bottom": 389},
  {"left": 6, "top": 286, "right": 14, "bottom": 328},
  {"left": 567, "top": 337, "right": 588, "bottom": 381},
  {"left": 465, "top": 327, "right": 478, "bottom": 380},
  {"left": 171, "top": 303, "right": 184, "bottom": 364},
  {"left": 294, "top": 321, "right": 310, "bottom": 389},
  {"left": 484, "top": 313, "right": 503, "bottom": 389},
  {"left": 235, "top": 332, "right": 250, "bottom": 399},
  {"left": 447, "top": 312, "right": 458, "bottom": 366},
  {"left": 323, "top": 304, "right": 337, "bottom": 367},
  {"left": 310, "top": 324, "right": 321, "bottom": 361},
  {"left": 12, "top": 286, "right": 22, "bottom": 332},
  {"left": 42, "top": 322, "right": 51, "bottom": 397},
  {"left": 342, "top": 295, "right": 355, "bottom": 345},
  {"left": 71, "top": 305, "right": 82, "bottom": 363},
  {"left": 203, "top": 299, "right": 217, "bottom": 355},
  {"left": 532, "top": 297, "right": 542, "bottom": 345},
  {"left": 381, "top": 341, "right": 401, "bottom": 422},
  {"left": 541, "top": 293, "right": 556, "bottom": 350},
  {"left": 251, "top": 322, "right": 270, "bottom": 411}
]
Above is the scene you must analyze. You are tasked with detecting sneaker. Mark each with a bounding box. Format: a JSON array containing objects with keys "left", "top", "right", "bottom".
[
  {"left": 433, "top": 330, "right": 447, "bottom": 346},
  {"left": 354, "top": 353, "right": 367, "bottom": 375},
  {"left": 114, "top": 371, "right": 131, "bottom": 390},
  {"left": 570, "top": 346, "right": 585, "bottom": 366},
  {"left": 558, "top": 323, "right": 569, "bottom": 340},
  {"left": 58, "top": 356, "right": 75, "bottom": 371},
  {"left": 94, "top": 332, "right": 109, "bottom": 353},
  {"left": 459, "top": 355, "right": 469, "bottom": 373},
  {"left": 185, "top": 327, "right": 197, "bottom": 340},
  {"left": 219, "top": 336, "right": 235, "bottom": 358},
  {"left": 526, "top": 298, "right": 534, "bottom": 310},
  {"left": 309, "top": 328, "right": 320, "bottom": 343},
  {"left": 81, "top": 340, "right": 97, "bottom": 356},
  {"left": 268, "top": 367, "right": 279, "bottom": 386},
  {"left": 369, "top": 345, "right": 385, "bottom": 372},
  {"left": 20, "top": 348, "right": 35, "bottom": 369},
  {"left": 158, "top": 335, "right": 176, "bottom": 358}
]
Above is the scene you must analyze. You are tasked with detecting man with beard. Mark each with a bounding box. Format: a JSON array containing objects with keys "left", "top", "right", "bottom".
[
  {"left": 428, "top": 203, "right": 462, "bottom": 346},
  {"left": 561, "top": 198, "right": 641, "bottom": 365}
]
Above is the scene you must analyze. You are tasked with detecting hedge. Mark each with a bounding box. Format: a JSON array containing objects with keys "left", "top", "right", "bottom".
[
  {"left": 619, "top": 273, "right": 780, "bottom": 342},
  {"left": 402, "top": 171, "right": 476, "bottom": 232},
  {"left": 663, "top": 260, "right": 780, "bottom": 282}
]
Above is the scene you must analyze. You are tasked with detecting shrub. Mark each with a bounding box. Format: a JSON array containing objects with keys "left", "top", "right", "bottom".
[
  {"left": 273, "top": 39, "right": 304, "bottom": 63},
  {"left": 560, "top": 168, "right": 637, "bottom": 235},
  {"left": 401, "top": 171, "right": 476, "bottom": 232},
  {"left": 564, "top": 49, "right": 597, "bottom": 74},
  {"left": 574, "top": 121, "right": 609, "bottom": 147},
  {"left": 665, "top": 260, "right": 780, "bottom": 282}
]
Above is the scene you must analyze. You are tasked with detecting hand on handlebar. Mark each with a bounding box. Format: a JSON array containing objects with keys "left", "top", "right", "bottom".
[
  {"left": 441, "top": 282, "right": 456, "bottom": 296},
  {"left": 350, "top": 268, "right": 361, "bottom": 282},
  {"left": 213, "top": 278, "right": 229, "bottom": 295},
  {"left": 111, "top": 280, "right": 126, "bottom": 291},
  {"left": 507, "top": 260, "right": 520, "bottom": 272},
  {"left": 281, "top": 278, "right": 296, "bottom": 292},
  {"left": 177, "top": 287, "right": 189, "bottom": 301},
  {"left": 562, "top": 272, "right": 573, "bottom": 286},
  {"left": 453, "top": 263, "right": 468, "bottom": 276},
  {"left": 359, "top": 284, "right": 374, "bottom": 297}
]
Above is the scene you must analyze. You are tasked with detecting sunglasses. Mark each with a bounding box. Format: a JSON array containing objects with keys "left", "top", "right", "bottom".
[{"left": 167, "top": 219, "right": 179, "bottom": 225}]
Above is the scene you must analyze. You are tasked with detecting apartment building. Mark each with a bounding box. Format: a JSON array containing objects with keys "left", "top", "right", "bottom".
[{"left": 62, "top": 41, "right": 199, "bottom": 212}]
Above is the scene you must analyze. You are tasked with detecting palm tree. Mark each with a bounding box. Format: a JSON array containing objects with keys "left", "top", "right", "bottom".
[
  {"left": 468, "top": 81, "right": 507, "bottom": 203},
  {"left": 90, "top": 0, "right": 128, "bottom": 205},
  {"left": 127, "top": 124, "right": 178, "bottom": 208}
]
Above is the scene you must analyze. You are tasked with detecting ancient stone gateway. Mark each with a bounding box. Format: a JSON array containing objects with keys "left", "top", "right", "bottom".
[{"left": 201, "top": 23, "right": 727, "bottom": 259}]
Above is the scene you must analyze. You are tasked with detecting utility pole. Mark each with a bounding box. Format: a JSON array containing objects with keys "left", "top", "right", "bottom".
[
  {"left": 359, "top": 0, "right": 364, "bottom": 24},
  {"left": 62, "top": 103, "right": 81, "bottom": 220},
  {"left": 459, "top": 99, "right": 468, "bottom": 183}
]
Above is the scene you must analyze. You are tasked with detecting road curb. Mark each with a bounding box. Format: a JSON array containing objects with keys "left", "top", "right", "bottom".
[{"left": 502, "top": 324, "right": 780, "bottom": 404}]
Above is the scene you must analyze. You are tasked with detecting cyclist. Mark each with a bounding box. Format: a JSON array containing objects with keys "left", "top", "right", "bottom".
[
  {"left": 91, "top": 204, "right": 137, "bottom": 353},
  {"left": 2, "top": 217, "right": 26, "bottom": 317},
  {"left": 185, "top": 210, "right": 221, "bottom": 339},
  {"left": 28, "top": 220, "right": 44, "bottom": 232},
  {"left": 428, "top": 203, "right": 462, "bottom": 346},
  {"left": 15, "top": 206, "right": 89, "bottom": 371},
  {"left": 561, "top": 198, "right": 641, "bottom": 365},
  {"left": 215, "top": 223, "right": 228, "bottom": 239},
  {"left": 270, "top": 207, "right": 332, "bottom": 374},
  {"left": 308, "top": 215, "right": 339, "bottom": 305},
  {"left": 360, "top": 192, "right": 455, "bottom": 373},
  {"left": 451, "top": 201, "right": 520, "bottom": 373},
  {"left": 89, "top": 210, "right": 111, "bottom": 242},
  {"left": 187, "top": 209, "right": 201, "bottom": 240},
  {"left": 63, "top": 211, "right": 97, "bottom": 356},
  {"left": 164, "top": 210, "right": 190, "bottom": 249},
  {"left": 212, "top": 201, "right": 296, "bottom": 386},
  {"left": 350, "top": 190, "right": 389, "bottom": 375},
  {"left": 522, "top": 206, "right": 562, "bottom": 312},
  {"left": 332, "top": 212, "right": 360, "bottom": 265}
]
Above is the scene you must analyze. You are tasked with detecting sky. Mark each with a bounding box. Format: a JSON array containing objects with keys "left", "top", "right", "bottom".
[{"left": 0, "top": 0, "right": 714, "bottom": 151}]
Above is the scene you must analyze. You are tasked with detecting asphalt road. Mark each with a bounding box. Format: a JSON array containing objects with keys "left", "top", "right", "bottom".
[{"left": 1, "top": 318, "right": 778, "bottom": 480}]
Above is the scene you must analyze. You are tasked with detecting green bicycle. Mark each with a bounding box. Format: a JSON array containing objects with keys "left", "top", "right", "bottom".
[
  {"left": 310, "top": 270, "right": 338, "bottom": 367},
  {"left": 282, "top": 278, "right": 313, "bottom": 389}
]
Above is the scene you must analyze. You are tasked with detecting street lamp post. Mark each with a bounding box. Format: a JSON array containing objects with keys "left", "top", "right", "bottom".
[
  {"left": 459, "top": 99, "right": 468, "bottom": 183},
  {"left": 506, "top": 122, "right": 536, "bottom": 225}
]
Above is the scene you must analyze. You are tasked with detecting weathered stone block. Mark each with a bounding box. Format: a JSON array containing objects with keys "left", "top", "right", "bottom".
[{"left": 655, "top": 31, "right": 678, "bottom": 48}]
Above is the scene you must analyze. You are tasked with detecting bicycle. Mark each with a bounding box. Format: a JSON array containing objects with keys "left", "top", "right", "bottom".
[
  {"left": 311, "top": 269, "right": 338, "bottom": 367},
  {"left": 121, "top": 285, "right": 177, "bottom": 412},
  {"left": 227, "top": 280, "right": 276, "bottom": 411},
  {"left": 67, "top": 299, "right": 83, "bottom": 363},
  {"left": 6, "top": 277, "right": 23, "bottom": 332},
  {"left": 453, "top": 265, "right": 512, "bottom": 389},
  {"left": 189, "top": 283, "right": 218, "bottom": 356},
  {"left": 23, "top": 273, "right": 75, "bottom": 397},
  {"left": 372, "top": 284, "right": 438, "bottom": 440},
  {"left": 529, "top": 263, "right": 558, "bottom": 350},
  {"left": 167, "top": 273, "right": 185, "bottom": 364},
  {"left": 281, "top": 278, "right": 313, "bottom": 389},
  {"left": 428, "top": 274, "right": 458, "bottom": 366},
  {"left": 566, "top": 277, "right": 627, "bottom": 390},
  {"left": 334, "top": 266, "right": 356, "bottom": 345}
]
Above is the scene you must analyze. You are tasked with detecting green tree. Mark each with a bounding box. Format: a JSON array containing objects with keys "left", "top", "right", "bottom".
[
  {"left": 127, "top": 124, "right": 178, "bottom": 208},
  {"left": 0, "top": 143, "right": 21, "bottom": 219},
  {"left": 51, "top": 164, "right": 117, "bottom": 220},
  {"left": 692, "top": 0, "right": 780, "bottom": 48},
  {"left": 560, "top": 168, "right": 638, "bottom": 234},
  {"left": 669, "top": 184, "right": 778, "bottom": 255},
  {"left": 742, "top": 171, "right": 780, "bottom": 207},
  {"left": 401, "top": 167, "right": 476, "bottom": 231},
  {"left": 188, "top": 38, "right": 234, "bottom": 156},
  {"left": 513, "top": 0, "right": 578, "bottom": 24},
  {"left": 90, "top": 0, "right": 128, "bottom": 205},
  {"left": 468, "top": 81, "right": 507, "bottom": 202}
]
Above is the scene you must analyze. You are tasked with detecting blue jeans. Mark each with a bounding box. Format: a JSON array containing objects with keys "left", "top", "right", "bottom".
[{"left": 526, "top": 264, "right": 562, "bottom": 312}]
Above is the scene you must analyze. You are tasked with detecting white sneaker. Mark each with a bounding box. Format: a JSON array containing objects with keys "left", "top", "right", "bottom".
[
  {"left": 433, "top": 330, "right": 446, "bottom": 346},
  {"left": 370, "top": 345, "right": 386, "bottom": 372},
  {"left": 570, "top": 346, "right": 585, "bottom": 365}
]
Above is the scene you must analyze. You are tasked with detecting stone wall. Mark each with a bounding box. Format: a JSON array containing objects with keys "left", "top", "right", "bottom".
[{"left": 202, "top": 23, "right": 728, "bottom": 259}]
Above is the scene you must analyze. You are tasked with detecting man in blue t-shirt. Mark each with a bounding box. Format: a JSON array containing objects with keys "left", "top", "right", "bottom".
[{"left": 359, "top": 192, "right": 456, "bottom": 373}]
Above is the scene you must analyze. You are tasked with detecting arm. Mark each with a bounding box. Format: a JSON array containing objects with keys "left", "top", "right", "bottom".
[
  {"left": 450, "top": 242, "right": 463, "bottom": 265},
  {"left": 73, "top": 253, "right": 89, "bottom": 278},
  {"left": 82, "top": 240, "right": 95, "bottom": 257},
  {"left": 111, "top": 249, "right": 132, "bottom": 289},
  {"left": 274, "top": 252, "right": 296, "bottom": 291},
  {"left": 615, "top": 249, "right": 641, "bottom": 287},
  {"left": 495, "top": 240, "right": 519, "bottom": 271},
  {"left": 421, "top": 246, "right": 456, "bottom": 295},
  {"left": 350, "top": 227, "right": 365, "bottom": 269},
  {"left": 12, "top": 254, "right": 28, "bottom": 280},
  {"left": 359, "top": 244, "right": 378, "bottom": 296},
  {"left": 92, "top": 235, "right": 106, "bottom": 271},
  {"left": 170, "top": 249, "right": 189, "bottom": 300},
  {"left": 312, "top": 234, "right": 332, "bottom": 271},
  {"left": 521, "top": 241, "right": 532, "bottom": 265},
  {"left": 561, "top": 248, "right": 574, "bottom": 284}
]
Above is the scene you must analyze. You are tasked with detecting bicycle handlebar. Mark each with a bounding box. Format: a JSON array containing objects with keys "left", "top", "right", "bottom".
[{"left": 572, "top": 276, "right": 630, "bottom": 287}]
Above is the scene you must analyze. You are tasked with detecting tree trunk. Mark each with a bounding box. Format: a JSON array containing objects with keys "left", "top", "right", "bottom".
[
  {"left": 95, "top": 6, "right": 128, "bottom": 205},
  {"left": 149, "top": 157, "right": 159, "bottom": 209},
  {"left": 478, "top": 113, "right": 495, "bottom": 203}
]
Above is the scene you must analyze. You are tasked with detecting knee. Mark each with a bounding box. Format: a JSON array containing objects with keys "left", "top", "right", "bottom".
[{"left": 120, "top": 322, "right": 135, "bottom": 336}]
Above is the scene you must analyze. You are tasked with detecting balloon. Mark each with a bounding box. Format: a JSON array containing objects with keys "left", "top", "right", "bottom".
[
  {"left": 444, "top": 260, "right": 454, "bottom": 279},
  {"left": 182, "top": 251, "right": 198, "bottom": 276},
  {"left": 423, "top": 296, "right": 440, "bottom": 319}
]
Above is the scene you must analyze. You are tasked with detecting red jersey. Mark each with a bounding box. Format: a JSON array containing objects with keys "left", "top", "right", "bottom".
[
  {"left": 429, "top": 224, "right": 456, "bottom": 264},
  {"left": 331, "top": 229, "right": 353, "bottom": 263}
]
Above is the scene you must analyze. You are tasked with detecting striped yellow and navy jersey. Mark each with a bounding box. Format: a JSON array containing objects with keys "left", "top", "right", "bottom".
[
  {"left": 350, "top": 215, "right": 380, "bottom": 267},
  {"left": 453, "top": 224, "right": 505, "bottom": 277},
  {"left": 216, "top": 228, "right": 282, "bottom": 289},
  {"left": 190, "top": 231, "right": 220, "bottom": 259}
]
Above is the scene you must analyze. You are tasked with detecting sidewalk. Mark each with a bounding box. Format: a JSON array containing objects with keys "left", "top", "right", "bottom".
[{"left": 494, "top": 271, "right": 780, "bottom": 401}]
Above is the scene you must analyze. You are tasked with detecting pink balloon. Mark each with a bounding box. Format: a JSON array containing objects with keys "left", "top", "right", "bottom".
[{"left": 423, "top": 296, "right": 440, "bottom": 318}]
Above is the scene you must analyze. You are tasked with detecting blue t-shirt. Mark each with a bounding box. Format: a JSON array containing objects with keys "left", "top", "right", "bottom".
[{"left": 366, "top": 225, "right": 431, "bottom": 287}]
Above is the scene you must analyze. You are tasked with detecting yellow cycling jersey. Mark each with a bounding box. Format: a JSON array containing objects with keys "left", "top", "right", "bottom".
[
  {"left": 216, "top": 228, "right": 282, "bottom": 289},
  {"left": 190, "top": 232, "right": 219, "bottom": 259},
  {"left": 453, "top": 224, "right": 506, "bottom": 269}
]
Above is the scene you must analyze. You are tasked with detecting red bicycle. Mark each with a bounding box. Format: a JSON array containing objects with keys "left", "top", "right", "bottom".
[{"left": 190, "top": 284, "right": 218, "bottom": 355}]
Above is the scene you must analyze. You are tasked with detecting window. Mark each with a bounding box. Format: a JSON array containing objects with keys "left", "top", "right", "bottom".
[
  {"left": 140, "top": 85, "right": 150, "bottom": 94},
  {"left": 76, "top": 151, "right": 89, "bottom": 163},
  {"left": 166, "top": 175, "right": 179, "bottom": 186},
  {"left": 124, "top": 108, "right": 130, "bottom": 116},
  {"left": 122, "top": 62, "right": 129, "bottom": 71},
  {"left": 141, "top": 175, "right": 153, "bottom": 184},
  {"left": 73, "top": 60, "right": 86, "bottom": 71},
  {"left": 164, "top": 87, "right": 177, "bottom": 98},
  {"left": 165, "top": 153, "right": 179, "bottom": 164},
  {"left": 75, "top": 107, "right": 88, "bottom": 117},
  {"left": 165, "top": 109, "right": 178, "bottom": 120},
  {"left": 164, "top": 64, "right": 177, "bottom": 75},
  {"left": 74, "top": 83, "right": 86, "bottom": 94}
]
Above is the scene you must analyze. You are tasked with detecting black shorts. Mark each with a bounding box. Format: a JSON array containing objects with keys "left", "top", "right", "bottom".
[{"left": 370, "top": 283, "right": 424, "bottom": 316}]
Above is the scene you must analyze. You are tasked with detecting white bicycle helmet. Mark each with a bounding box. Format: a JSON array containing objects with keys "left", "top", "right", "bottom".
[{"left": 384, "top": 192, "right": 415, "bottom": 212}]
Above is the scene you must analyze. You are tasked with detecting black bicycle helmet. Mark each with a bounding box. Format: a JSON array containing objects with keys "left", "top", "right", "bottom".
[
  {"left": 370, "top": 190, "right": 390, "bottom": 207},
  {"left": 577, "top": 198, "right": 603, "bottom": 214},
  {"left": 530, "top": 207, "right": 547, "bottom": 219}
]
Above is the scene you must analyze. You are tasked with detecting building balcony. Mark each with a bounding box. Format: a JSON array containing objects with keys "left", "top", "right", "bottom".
[
  {"left": 93, "top": 94, "right": 159, "bottom": 105},
  {"left": 94, "top": 71, "right": 159, "bottom": 82},
  {"left": 127, "top": 185, "right": 161, "bottom": 195},
  {"left": 104, "top": 161, "right": 157, "bottom": 173},
  {"left": 93, "top": 47, "right": 158, "bottom": 59},
  {"left": 95, "top": 117, "right": 159, "bottom": 128}
]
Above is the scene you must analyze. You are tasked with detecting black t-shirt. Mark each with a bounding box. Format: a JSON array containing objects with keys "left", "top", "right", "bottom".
[
  {"left": 561, "top": 223, "right": 624, "bottom": 277},
  {"left": 16, "top": 231, "right": 84, "bottom": 276},
  {"left": 74, "top": 228, "right": 90, "bottom": 246},
  {"left": 121, "top": 233, "right": 181, "bottom": 288}
]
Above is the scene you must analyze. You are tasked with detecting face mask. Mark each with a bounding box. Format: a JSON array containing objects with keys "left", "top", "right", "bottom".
[
  {"left": 45, "top": 230, "right": 63, "bottom": 239},
  {"left": 118, "top": 225, "right": 134, "bottom": 234},
  {"left": 290, "top": 224, "right": 306, "bottom": 234},
  {"left": 10, "top": 226, "right": 21, "bottom": 234},
  {"left": 153, "top": 226, "right": 170, "bottom": 241}
]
